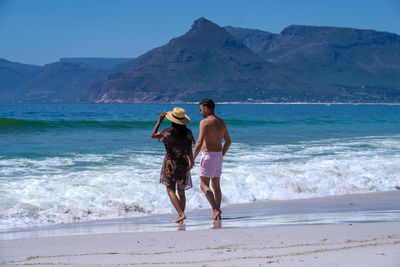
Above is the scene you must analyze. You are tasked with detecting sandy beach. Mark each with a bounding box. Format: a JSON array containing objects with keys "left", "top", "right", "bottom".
[
  {"left": 0, "top": 222, "right": 399, "bottom": 266},
  {"left": 1, "top": 191, "right": 400, "bottom": 266}
]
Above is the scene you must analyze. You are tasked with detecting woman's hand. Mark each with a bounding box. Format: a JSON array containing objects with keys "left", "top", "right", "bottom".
[
  {"left": 189, "top": 161, "right": 194, "bottom": 170},
  {"left": 158, "top": 111, "right": 166, "bottom": 121}
]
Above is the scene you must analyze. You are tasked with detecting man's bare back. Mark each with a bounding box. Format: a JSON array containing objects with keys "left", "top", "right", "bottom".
[
  {"left": 200, "top": 115, "right": 227, "bottom": 153},
  {"left": 193, "top": 106, "right": 231, "bottom": 159}
]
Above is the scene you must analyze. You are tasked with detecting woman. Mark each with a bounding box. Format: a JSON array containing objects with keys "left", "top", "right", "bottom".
[{"left": 151, "top": 107, "right": 195, "bottom": 223}]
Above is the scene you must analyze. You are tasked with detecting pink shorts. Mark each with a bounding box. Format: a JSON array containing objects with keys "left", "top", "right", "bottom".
[{"left": 199, "top": 151, "right": 223, "bottom": 178}]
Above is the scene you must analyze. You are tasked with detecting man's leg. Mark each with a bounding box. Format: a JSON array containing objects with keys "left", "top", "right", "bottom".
[
  {"left": 200, "top": 176, "right": 221, "bottom": 220},
  {"left": 166, "top": 186, "right": 186, "bottom": 223},
  {"left": 211, "top": 177, "right": 222, "bottom": 219}
]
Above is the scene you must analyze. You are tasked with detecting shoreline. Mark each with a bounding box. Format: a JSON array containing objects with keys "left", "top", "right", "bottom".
[{"left": 1, "top": 190, "right": 399, "bottom": 241}]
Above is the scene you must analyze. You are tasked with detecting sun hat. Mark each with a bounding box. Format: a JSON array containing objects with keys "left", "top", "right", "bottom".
[{"left": 166, "top": 107, "right": 190, "bottom": 125}]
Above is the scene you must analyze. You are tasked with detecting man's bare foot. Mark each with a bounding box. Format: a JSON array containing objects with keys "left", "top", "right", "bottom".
[
  {"left": 212, "top": 209, "right": 222, "bottom": 220},
  {"left": 175, "top": 214, "right": 186, "bottom": 223}
]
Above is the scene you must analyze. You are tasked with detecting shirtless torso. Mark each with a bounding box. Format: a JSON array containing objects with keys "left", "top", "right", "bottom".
[
  {"left": 198, "top": 116, "right": 229, "bottom": 153},
  {"left": 193, "top": 112, "right": 230, "bottom": 159}
]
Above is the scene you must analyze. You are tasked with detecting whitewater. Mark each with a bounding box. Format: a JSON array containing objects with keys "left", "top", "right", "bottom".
[{"left": 1, "top": 103, "right": 400, "bottom": 230}]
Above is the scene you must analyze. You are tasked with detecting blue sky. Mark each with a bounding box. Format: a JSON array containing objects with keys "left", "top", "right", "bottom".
[{"left": 1, "top": 0, "right": 399, "bottom": 66}]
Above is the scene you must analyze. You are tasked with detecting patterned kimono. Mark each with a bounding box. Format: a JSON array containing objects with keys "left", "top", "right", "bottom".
[{"left": 159, "top": 127, "right": 195, "bottom": 190}]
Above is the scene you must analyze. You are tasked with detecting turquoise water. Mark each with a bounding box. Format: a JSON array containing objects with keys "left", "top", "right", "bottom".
[{"left": 1, "top": 103, "right": 400, "bottom": 230}]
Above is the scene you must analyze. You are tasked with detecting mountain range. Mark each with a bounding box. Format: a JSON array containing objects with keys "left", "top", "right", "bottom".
[{"left": 1, "top": 17, "right": 399, "bottom": 103}]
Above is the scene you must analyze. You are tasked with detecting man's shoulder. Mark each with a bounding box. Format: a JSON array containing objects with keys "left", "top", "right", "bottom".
[
  {"left": 205, "top": 116, "right": 225, "bottom": 124},
  {"left": 201, "top": 116, "right": 226, "bottom": 126},
  {"left": 200, "top": 118, "right": 210, "bottom": 125},
  {"left": 215, "top": 116, "right": 226, "bottom": 126}
]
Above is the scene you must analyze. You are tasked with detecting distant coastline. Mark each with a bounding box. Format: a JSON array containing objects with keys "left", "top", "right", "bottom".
[{"left": 1, "top": 17, "right": 400, "bottom": 104}]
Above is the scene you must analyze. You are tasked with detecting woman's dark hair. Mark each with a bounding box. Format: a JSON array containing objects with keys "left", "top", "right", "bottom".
[{"left": 171, "top": 122, "right": 189, "bottom": 140}]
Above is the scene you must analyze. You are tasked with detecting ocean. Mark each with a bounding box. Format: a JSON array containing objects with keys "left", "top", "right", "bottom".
[{"left": 1, "top": 103, "right": 400, "bottom": 231}]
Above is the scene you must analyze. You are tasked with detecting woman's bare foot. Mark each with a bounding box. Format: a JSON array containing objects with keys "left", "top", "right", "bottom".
[
  {"left": 212, "top": 209, "right": 222, "bottom": 220},
  {"left": 175, "top": 213, "right": 186, "bottom": 223}
]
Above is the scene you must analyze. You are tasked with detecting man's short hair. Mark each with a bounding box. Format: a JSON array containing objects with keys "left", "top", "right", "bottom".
[{"left": 199, "top": 98, "right": 215, "bottom": 110}]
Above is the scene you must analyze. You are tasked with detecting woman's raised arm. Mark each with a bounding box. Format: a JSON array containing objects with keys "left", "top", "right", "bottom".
[{"left": 151, "top": 112, "right": 166, "bottom": 139}]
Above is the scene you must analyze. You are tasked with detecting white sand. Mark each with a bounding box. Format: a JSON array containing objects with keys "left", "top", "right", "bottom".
[{"left": 1, "top": 222, "right": 399, "bottom": 266}]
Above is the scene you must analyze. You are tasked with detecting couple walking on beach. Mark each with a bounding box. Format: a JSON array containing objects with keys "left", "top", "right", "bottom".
[{"left": 151, "top": 98, "right": 231, "bottom": 223}]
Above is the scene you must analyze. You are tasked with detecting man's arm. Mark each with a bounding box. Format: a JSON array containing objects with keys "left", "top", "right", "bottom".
[
  {"left": 193, "top": 120, "right": 205, "bottom": 160},
  {"left": 222, "top": 124, "right": 231, "bottom": 156}
]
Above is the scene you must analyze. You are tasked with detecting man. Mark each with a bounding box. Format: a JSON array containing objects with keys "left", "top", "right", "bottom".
[{"left": 193, "top": 98, "right": 231, "bottom": 220}]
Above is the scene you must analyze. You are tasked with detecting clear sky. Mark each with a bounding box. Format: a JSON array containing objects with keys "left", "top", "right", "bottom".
[{"left": 1, "top": 0, "right": 399, "bottom": 66}]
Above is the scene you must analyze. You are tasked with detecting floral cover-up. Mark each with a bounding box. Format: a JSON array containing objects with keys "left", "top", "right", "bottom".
[{"left": 159, "top": 127, "right": 195, "bottom": 190}]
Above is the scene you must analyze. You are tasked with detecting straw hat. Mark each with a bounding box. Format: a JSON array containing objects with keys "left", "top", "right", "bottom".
[{"left": 166, "top": 107, "right": 190, "bottom": 125}]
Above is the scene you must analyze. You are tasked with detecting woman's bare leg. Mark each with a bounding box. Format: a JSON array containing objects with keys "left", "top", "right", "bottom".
[
  {"left": 177, "top": 188, "right": 186, "bottom": 212},
  {"left": 166, "top": 187, "right": 186, "bottom": 223}
]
